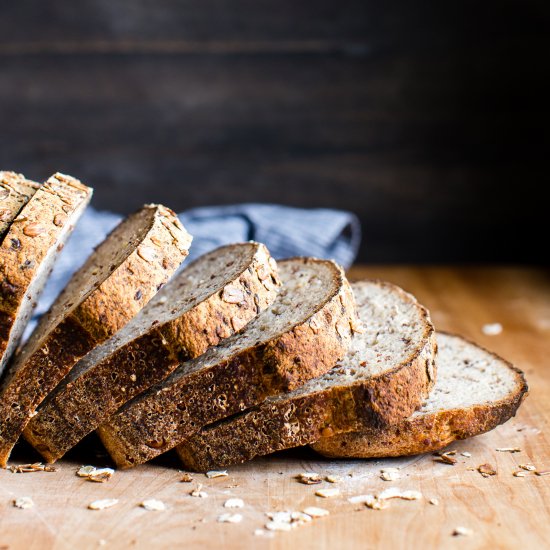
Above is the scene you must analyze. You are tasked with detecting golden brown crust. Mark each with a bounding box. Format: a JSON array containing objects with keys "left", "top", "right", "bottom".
[
  {"left": 310, "top": 332, "right": 528, "bottom": 458},
  {"left": 0, "top": 172, "right": 40, "bottom": 238},
  {"left": 23, "top": 243, "right": 280, "bottom": 463},
  {"left": 0, "top": 173, "right": 92, "bottom": 376},
  {"left": 96, "top": 261, "right": 358, "bottom": 469},
  {"left": 0, "top": 204, "right": 191, "bottom": 467},
  {"left": 176, "top": 282, "right": 436, "bottom": 472}
]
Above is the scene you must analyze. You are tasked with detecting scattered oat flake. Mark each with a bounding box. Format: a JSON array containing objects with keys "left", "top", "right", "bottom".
[
  {"left": 190, "top": 484, "right": 208, "bottom": 498},
  {"left": 496, "top": 447, "right": 521, "bottom": 453},
  {"left": 140, "top": 499, "right": 166, "bottom": 511},
  {"left": 13, "top": 497, "right": 34, "bottom": 509},
  {"left": 461, "top": 452, "right": 472, "bottom": 457},
  {"left": 77, "top": 465, "right": 97, "bottom": 477},
  {"left": 535, "top": 470, "right": 550, "bottom": 476},
  {"left": 89, "top": 469, "right": 114, "bottom": 483},
  {"left": 482, "top": 323, "right": 502, "bottom": 335},
  {"left": 218, "top": 513, "right": 243, "bottom": 524},
  {"left": 224, "top": 498, "right": 244, "bottom": 509},
  {"left": 303, "top": 506, "right": 330, "bottom": 518},
  {"left": 180, "top": 473, "right": 193, "bottom": 482},
  {"left": 315, "top": 488, "right": 340, "bottom": 498},
  {"left": 434, "top": 451, "right": 457, "bottom": 465},
  {"left": 297, "top": 472, "right": 322, "bottom": 485},
  {"left": 429, "top": 498, "right": 439, "bottom": 506},
  {"left": 380, "top": 468, "right": 400, "bottom": 481},
  {"left": 325, "top": 474, "right": 341, "bottom": 483},
  {"left": 10, "top": 462, "right": 56, "bottom": 473},
  {"left": 88, "top": 499, "right": 118, "bottom": 510},
  {"left": 478, "top": 464, "right": 497, "bottom": 477},
  {"left": 453, "top": 526, "right": 473, "bottom": 537},
  {"left": 513, "top": 471, "right": 527, "bottom": 477},
  {"left": 206, "top": 470, "right": 228, "bottom": 479},
  {"left": 519, "top": 464, "right": 536, "bottom": 471}
]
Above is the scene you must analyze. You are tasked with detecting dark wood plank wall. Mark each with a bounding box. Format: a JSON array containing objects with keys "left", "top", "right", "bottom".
[{"left": 0, "top": 1, "right": 547, "bottom": 263}]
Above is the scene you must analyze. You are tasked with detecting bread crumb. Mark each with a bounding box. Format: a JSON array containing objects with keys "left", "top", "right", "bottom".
[
  {"left": 10, "top": 462, "right": 57, "bottom": 473},
  {"left": 297, "top": 472, "right": 322, "bottom": 485},
  {"left": 13, "top": 496, "right": 34, "bottom": 509},
  {"left": 429, "top": 498, "right": 439, "bottom": 505},
  {"left": 453, "top": 526, "right": 473, "bottom": 537},
  {"left": 519, "top": 464, "right": 536, "bottom": 471},
  {"left": 205, "top": 470, "right": 228, "bottom": 479},
  {"left": 325, "top": 474, "right": 341, "bottom": 483},
  {"left": 140, "top": 499, "right": 166, "bottom": 511},
  {"left": 88, "top": 499, "right": 118, "bottom": 510},
  {"left": 303, "top": 506, "right": 330, "bottom": 518},
  {"left": 180, "top": 473, "right": 193, "bottom": 482},
  {"left": 482, "top": 323, "right": 502, "bottom": 335},
  {"left": 315, "top": 488, "right": 340, "bottom": 498},
  {"left": 218, "top": 513, "right": 243, "bottom": 524},
  {"left": 190, "top": 484, "right": 208, "bottom": 498},
  {"left": 478, "top": 464, "right": 497, "bottom": 477},
  {"left": 224, "top": 498, "right": 244, "bottom": 509},
  {"left": 380, "top": 468, "right": 400, "bottom": 481}
]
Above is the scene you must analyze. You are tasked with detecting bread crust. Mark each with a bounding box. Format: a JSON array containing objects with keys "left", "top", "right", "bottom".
[
  {"left": 96, "top": 260, "right": 358, "bottom": 469},
  {"left": 0, "top": 173, "right": 92, "bottom": 378},
  {"left": 23, "top": 243, "right": 280, "bottom": 463},
  {"left": 0, "top": 172, "right": 40, "bottom": 238},
  {"left": 176, "top": 280, "right": 436, "bottom": 472},
  {"left": 310, "top": 332, "right": 528, "bottom": 458},
  {"left": 0, "top": 204, "right": 192, "bottom": 467}
]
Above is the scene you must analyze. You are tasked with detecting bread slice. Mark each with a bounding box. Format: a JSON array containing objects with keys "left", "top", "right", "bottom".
[
  {"left": 0, "top": 172, "right": 41, "bottom": 238},
  {"left": 177, "top": 280, "right": 436, "bottom": 472},
  {"left": 0, "top": 173, "right": 92, "bottom": 376},
  {"left": 97, "top": 258, "right": 358, "bottom": 469},
  {"left": 0, "top": 204, "right": 192, "bottom": 467},
  {"left": 23, "top": 242, "right": 281, "bottom": 462},
  {"left": 310, "top": 333, "right": 528, "bottom": 458}
]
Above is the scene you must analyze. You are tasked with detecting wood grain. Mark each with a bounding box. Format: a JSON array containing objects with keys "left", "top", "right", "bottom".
[
  {"left": 1, "top": 266, "right": 549, "bottom": 549},
  {"left": 0, "top": 1, "right": 547, "bottom": 262}
]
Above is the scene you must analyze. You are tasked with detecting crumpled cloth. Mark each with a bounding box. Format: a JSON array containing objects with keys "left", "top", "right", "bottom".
[{"left": 28, "top": 203, "right": 361, "bottom": 333}]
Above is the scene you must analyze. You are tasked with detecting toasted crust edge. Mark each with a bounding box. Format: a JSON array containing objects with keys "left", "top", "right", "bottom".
[
  {"left": 176, "top": 279, "right": 437, "bottom": 472},
  {"left": 310, "top": 332, "right": 529, "bottom": 458},
  {"left": 98, "top": 259, "right": 357, "bottom": 469},
  {"left": 23, "top": 243, "right": 280, "bottom": 463}
]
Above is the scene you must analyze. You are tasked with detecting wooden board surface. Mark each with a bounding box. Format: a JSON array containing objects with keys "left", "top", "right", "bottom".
[{"left": 1, "top": 266, "right": 549, "bottom": 549}]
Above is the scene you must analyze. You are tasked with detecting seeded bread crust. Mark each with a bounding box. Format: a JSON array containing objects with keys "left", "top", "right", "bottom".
[
  {"left": 176, "top": 280, "right": 436, "bottom": 472},
  {"left": 0, "top": 204, "right": 192, "bottom": 467},
  {"left": 97, "top": 258, "right": 358, "bottom": 469},
  {"left": 23, "top": 243, "right": 280, "bottom": 462},
  {"left": 0, "top": 172, "right": 41, "bottom": 239},
  {"left": 310, "top": 333, "right": 528, "bottom": 458},
  {"left": 0, "top": 173, "right": 92, "bottom": 377}
]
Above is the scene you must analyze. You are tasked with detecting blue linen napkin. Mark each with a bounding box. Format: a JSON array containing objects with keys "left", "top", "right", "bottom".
[{"left": 26, "top": 203, "right": 360, "bottom": 335}]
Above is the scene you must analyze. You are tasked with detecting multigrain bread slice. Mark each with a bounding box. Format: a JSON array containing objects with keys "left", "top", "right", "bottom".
[
  {"left": 177, "top": 280, "right": 436, "bottom": 472},
  {"left": 0, "top": 173, "right": 92, "bottom": 375},
  {"left": 97, "top": 258, "right": 359, "bottom": 469},
  {"left": 0, "top": 204, "right": 192, "bottom": 467},
  {"left": 0, "top": 172, "right": 41, "bottom": 238},
  {"left": 23, "top": 242, "right": 281, "bottom": 462},
  {"left": 310, "top": 332, "right": 528, "bottom": 458}
]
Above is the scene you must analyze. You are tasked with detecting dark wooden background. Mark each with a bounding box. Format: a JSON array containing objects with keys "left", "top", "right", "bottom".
[{"left": 0, "top": 1, "right": 547, "bottom": 263}]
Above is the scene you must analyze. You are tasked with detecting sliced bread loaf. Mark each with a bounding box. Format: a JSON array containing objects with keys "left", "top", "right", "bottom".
[
  {"left": 23, "top": 242, "right": 281, "bottom": 462},
  {"left": 176, "top": 280, "right": 436, "bottom": 472},
  {"left": 0, "top": 172, "right": 40, "bottom": 238},
  {"left": 97, "top": 258, "right": 358, "bottom": 469},
  {"left": 0, "top": 204, "right": 192, "bottom": 466},
  {"left": 0, "top": 173, "right": 92, "bottom": 376},
  {"left": 310, "top": 333, "right": 528, "bottom": 458}
]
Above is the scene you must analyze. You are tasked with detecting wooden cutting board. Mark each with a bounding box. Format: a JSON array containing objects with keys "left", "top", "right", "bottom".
[{"left": 1, "top": 266, "right": 549, "bottom": 550}]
